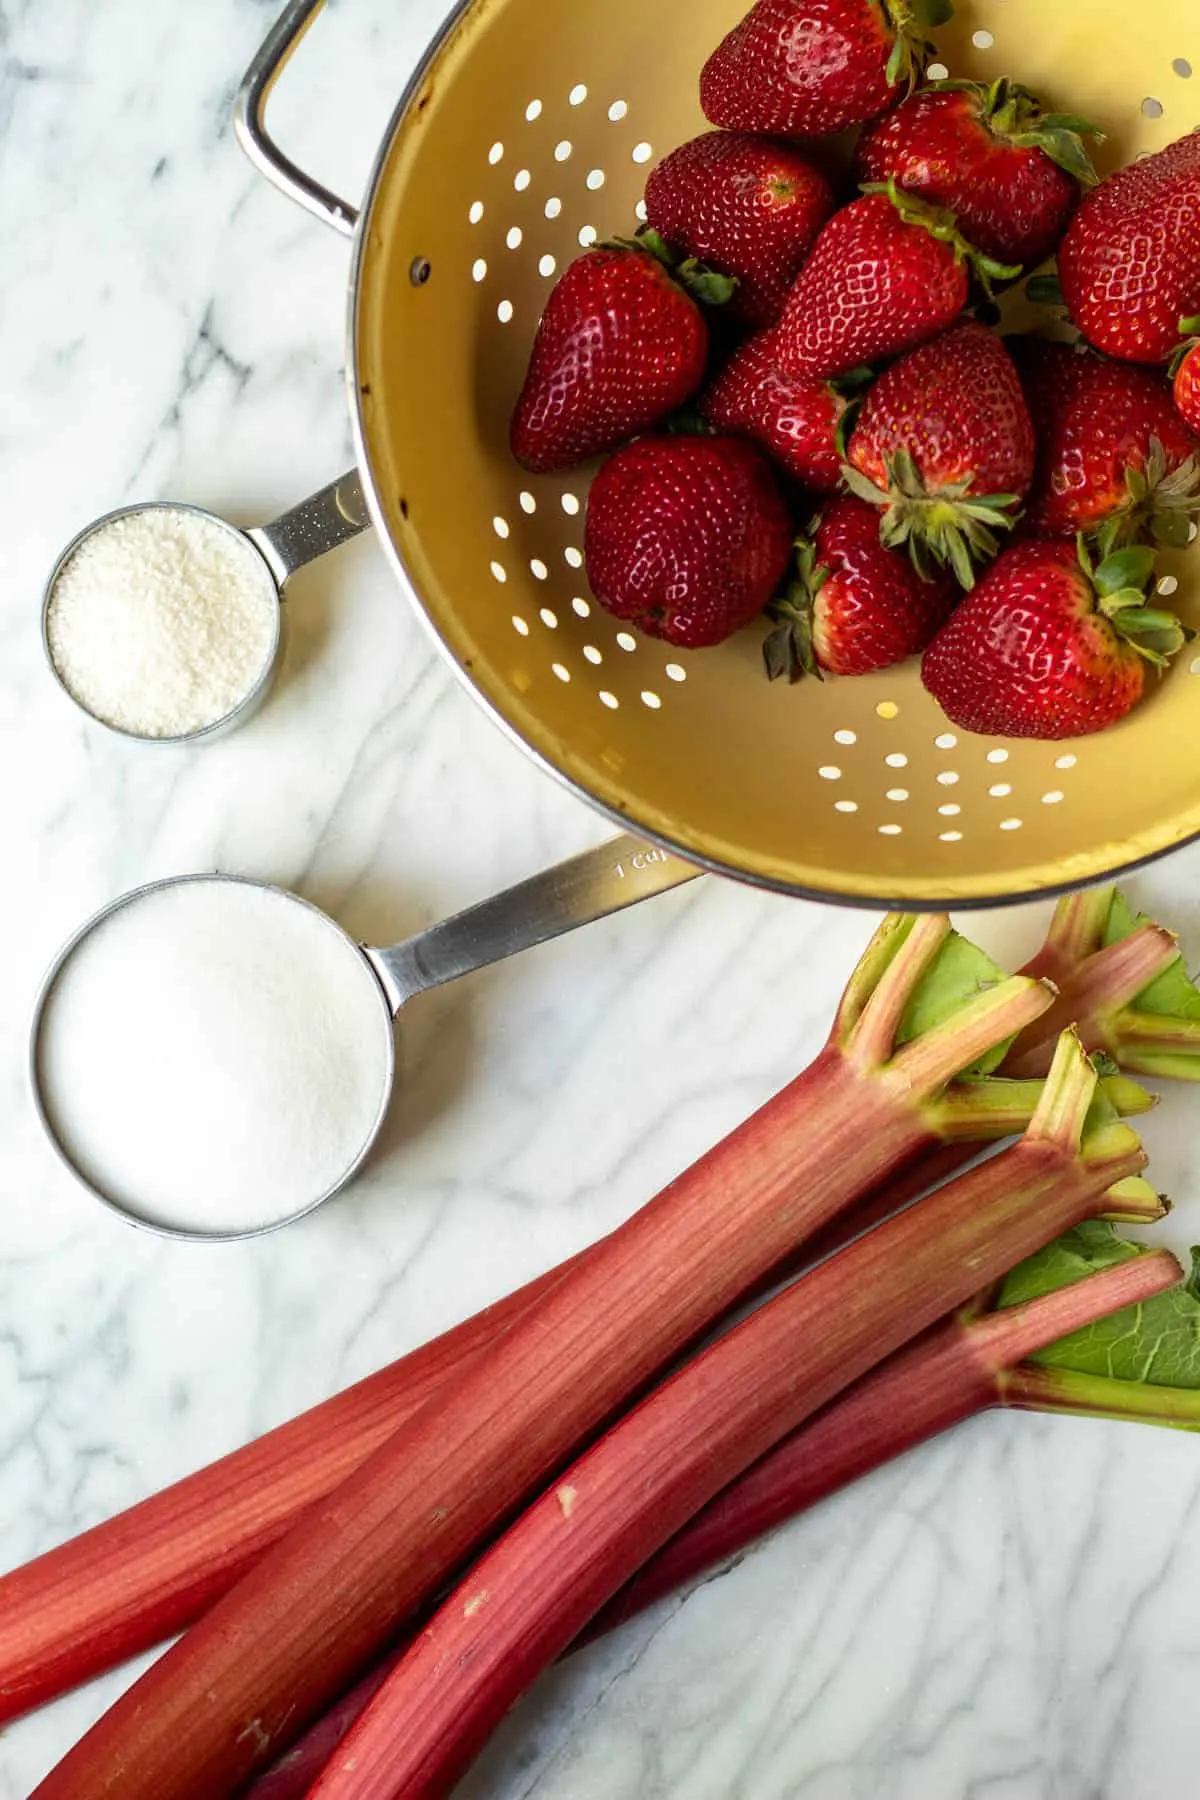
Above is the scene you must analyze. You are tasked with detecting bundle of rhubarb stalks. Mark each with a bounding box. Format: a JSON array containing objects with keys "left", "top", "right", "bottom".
[{"left": 8, "top": 887, "right": 1200, "bottom": 1798}]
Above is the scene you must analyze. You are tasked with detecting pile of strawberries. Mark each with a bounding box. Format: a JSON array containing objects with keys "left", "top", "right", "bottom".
[{"left": 509, "top": 0, "right": 1200, "bottom": 741}]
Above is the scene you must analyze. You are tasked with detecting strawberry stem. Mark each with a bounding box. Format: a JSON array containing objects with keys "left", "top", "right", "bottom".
[{"left": 864, "top": 179, "right": 1022, "bottom": 294}]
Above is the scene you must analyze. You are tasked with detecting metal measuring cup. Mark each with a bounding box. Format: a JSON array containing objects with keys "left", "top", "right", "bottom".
[
  {"left": 40, "top": 471, "right": 369, "bottom": 745},
  {"left": 30, "top": 833, "right": 701, "bottom": 1241}
]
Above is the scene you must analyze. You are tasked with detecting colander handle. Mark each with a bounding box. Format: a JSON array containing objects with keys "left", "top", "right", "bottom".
[{"left": 234, "top": 0, "right": 359, "bottom": 239}]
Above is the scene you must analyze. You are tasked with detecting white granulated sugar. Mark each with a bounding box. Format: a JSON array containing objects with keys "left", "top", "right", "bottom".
[
  {"left": 36, "top": 880, "right": 393, "bottom": 1234},
  {"left": 45, "top": 506, "right": 278, "bottom": 738}
]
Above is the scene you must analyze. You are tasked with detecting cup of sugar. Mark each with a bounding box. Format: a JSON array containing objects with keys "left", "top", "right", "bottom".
[
  {"left": 42, "top": 475, "right": 372, "bottom": 744},
  {"left": 42, "top": 502, "right": 283, "bottom": 744}
]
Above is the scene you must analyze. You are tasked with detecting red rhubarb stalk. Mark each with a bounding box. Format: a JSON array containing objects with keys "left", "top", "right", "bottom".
[
  {"left": 30, "top": 915, "right": 1054, "bottom": 1799},
  {"left": 1, "top": 902, "right": 1177, "bottom": 1725},
  {"left": 0, "top": 1257, "right": 572, "bottom": 1723},
  {"left": 301, "top": 1035, "right": 1147, "bottom": 1800},
  {"left": 247, "top": 1233, "right": 1181, "bottom": 1800}
]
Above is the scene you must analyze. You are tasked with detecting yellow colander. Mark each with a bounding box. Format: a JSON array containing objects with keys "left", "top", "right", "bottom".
[{"left": 239, "top": 0, "right": 1200, "bottom": 907}]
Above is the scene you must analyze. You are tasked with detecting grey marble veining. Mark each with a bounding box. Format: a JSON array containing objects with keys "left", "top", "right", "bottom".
[{"left": 3, "top": 3, "right": 1200, "bottom": 1797}]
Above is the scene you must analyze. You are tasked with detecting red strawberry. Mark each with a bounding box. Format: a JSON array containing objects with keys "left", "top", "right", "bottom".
[
  {"left": 774, "top": 187, "right": 1013, "bottom": 381},
  {"left": 922, "top": 540, "right": 1187, "bottom": 739},
  {"left": 1059, "top": 130, "right": 1200, "bottom": 364},
  {"left": 1014, "top": 337, "right": 1200, "bottom": 551},
  {"left": 700, "top": 329, "right": 847, "bottom": 491},
  {"left": 855, "top": 79, "right": 1100, "bottom": 270},
  {"left": 1173, "top": 318, "right": 1200, "bottom": 433},
  {"left": 700, "top": 0, "right": 952, "bottom": 140},
  {"left": 765, "top": 496, "right": 958, "bottom": 678},
  {"left": 843, "top": 321, "right": 1035, "bottom": 586},
  {"left": 584, "top": 435, "right": 793, "bottom": 648},
  {"left": 644, "top": 133, "right": 835, "bottom": 329},
  {"left": 511, "top": 245, "right": 720, "bottom": 473}
]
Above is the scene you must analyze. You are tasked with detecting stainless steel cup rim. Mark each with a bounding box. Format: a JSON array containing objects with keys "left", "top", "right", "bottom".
[
  {"left": 28, "top": 872, "right": 398, "bottom": 1244},
  {"left": 40, "top": 501, "right": 284, "bottom": 749}
]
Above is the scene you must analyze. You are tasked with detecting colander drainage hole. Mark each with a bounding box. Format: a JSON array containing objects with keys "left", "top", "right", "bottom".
[
  {"left": 520, "top": 491, "right": 537, "bottom": 514},
  {"left": 885, "top": 752, "right": 908, "bottom": 769},
  {"left": 1143, "top": 96, "right": 1165, "bottom": 117},
  {"left": 410, "top": 256, "right": 433, "bottom": 287},
  {"left": 555, "top": 140, "right": 573, "bottom": 162},
  {"left": 664, "top": 662, "right": 686, "bottom": 682},
  {"left": 1042, "top": 791, "right": 1065, "bottom": 805},
  {"left": 833, "top": 728, "right": 856, "bottom": 745},
  {"left": 512, "top": 614, "right": 529, "bottom": 637},
  {"left": 587, "top": 169, "right": 607, "bottom": 190},
  {"left": 989, "top": 783, "right": 1012, "bottom": 798},
  {"left": 583, "top": 645, "right": 603, "bottom": 664},
  {"left": 540, "top": 607, "right": 557, "bottom": 627},
  {"left": 490, "top": 561, "right": 507, "bottom": 584},
  {"left": 876, "top": 700, "right": 899, "bottom": 719},
  {"left": 1000, "top": 818, "right": 1024, "bottom": 831},
  {"left": 635, "top": 200, "right": 649, "bottom": 222},
  {"left": 632, "top": 142, "right": 654, "bottom": 164},
  {"left": 1159, "top": 574, "right": 1179, "bottom": 595},
  {"left": 564, "top": 546, "right": 583, "bottom": 568},
  {"left": 972, "top": 29, "right": 994, "bottom": 48},
  {"left": 571, "top": 597, "right": 590, "bottom": 617},
  {"left": 835, "top": 800, "right": 858, "bottom": 813},
  {"left": 514, "top": 169, "right": 531, "bottom": 192},
  {"left": 507, "top": 227, "right": 523, "bottom": 250},
  {"left": 886, "top": 788, "right": 909, "bottom": 802},
  {"left": 562, "top": 493, "right": 581, "bottom": 516},
  {"left": 936, "top": 770, "right": 960, "bottom": 786},
  {"left": 1055, "top": 754, "right": 1077, "bottom": 769},
  {"left": 927, "top": 61, "right": 950, "bottom": 80},
  {"left": 616, "top": 632, "right": 637, "bottom": 652},
  {"left": 540, "top": 255, "right": 557, "bottom": 278},
  {"left": 818, "top": 766, "right": 841, "bottom": 780},
  {"left": 579, "top": 225, "right": 599, "bottom": 246},
  {"left": 489, "top": 142, "right": 504, "bottom": 164},
  {"left": 492, "top": 516, "right": 510, "bottom": 539},
  {"left": 1175, "top": 58, "right": 1193, "bottom": 78},
  {"left": 641, "top": 691, "right": 662, "bottom": 709},
  {"left": 552, "top": 662, "right": 570, "bottom": 682},
  {"left": 472, "top": 259, "right": 488, "bottom": 282},
  {"left": 940, "top": 831, "right": 963, "bottom": 843},
  {"left": 469, "top": 202, "right": 484, "bottom": 223},
  {"left": 530, "top": 559, "right": 549, "bottom": 581},
  {"left": 545, "top": 197, "right": 563, "bottom": 219},
  {"left": 526, "top": 99, "right": 543, "bottom": 121},
  {"left": 569, "top": 84, "right": 588, "bottom": 106},
  {"left": 987, "top": 748, "right": 1009, "bottom": 764},
  {"left": 497, "top": 300, "right": 515, "bottom": 324},
  {"left": 879, "top": 824, "right": 903, "bottom": 836},
  {"left": 609, "top": 100, "right": 629, "bottom": 121},
  {"left": 599, "top": 691, "right": 619, "bottom": 709}
]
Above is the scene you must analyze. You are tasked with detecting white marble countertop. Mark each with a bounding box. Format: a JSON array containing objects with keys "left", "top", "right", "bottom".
[{"left": 5, "top": 4, "right": 1200, "bottom": 1797}]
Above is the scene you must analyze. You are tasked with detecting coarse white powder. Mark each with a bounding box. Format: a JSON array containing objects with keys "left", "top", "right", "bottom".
[
  {"left": 45, "top": 506, "right": 278, "bottom": 738},
  {"left": 36, "top": 880, "right": 393, "bottom": 1235}
]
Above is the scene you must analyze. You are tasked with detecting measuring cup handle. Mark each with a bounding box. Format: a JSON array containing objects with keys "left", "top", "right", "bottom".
[
  {"left": 369, "top": 837, "right": 703, "bottom": 1010},
  {"left": 235, "top": 0, "right": 358, "bottom": 237},
  {"left": 246, "top": 472, "right": 372, "bottom": 589}
]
